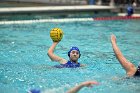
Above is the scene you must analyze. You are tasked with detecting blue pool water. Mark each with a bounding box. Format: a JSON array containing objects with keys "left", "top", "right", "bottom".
[{"left": 0, "top": 20, "right": 140, "bottom": 93}]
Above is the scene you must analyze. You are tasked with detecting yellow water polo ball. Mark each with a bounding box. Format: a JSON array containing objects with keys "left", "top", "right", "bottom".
[{"left": 50, "top": 28, "right": 63, "bottom": 42}]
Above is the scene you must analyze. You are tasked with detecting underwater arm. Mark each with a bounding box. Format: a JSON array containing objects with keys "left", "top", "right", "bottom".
[{"left": 80, "top": 64, "right": 86, "bottom": 67}]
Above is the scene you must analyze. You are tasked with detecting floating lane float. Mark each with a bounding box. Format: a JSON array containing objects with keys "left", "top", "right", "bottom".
[
  {"left": 94, "top": 16, "right": 140, "bottom": 21},
  {"left": 0, "top": 14, "right": 140, "bottom": 25}
]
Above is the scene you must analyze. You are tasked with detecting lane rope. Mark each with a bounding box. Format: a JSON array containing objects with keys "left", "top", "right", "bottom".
[
  {"left": 0, "top": 18, "right": 94, "bottom": 25},
  {"left": 94, "top": 16, "right": 140, "bottom": 20},
  {"left": 0, "top": 16, "right": 140, "bottom": 25}
]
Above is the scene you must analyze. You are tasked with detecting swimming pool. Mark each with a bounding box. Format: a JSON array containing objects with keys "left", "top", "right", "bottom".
[{"left": 0, "top": 19, "right": 140, "bottom": 93}]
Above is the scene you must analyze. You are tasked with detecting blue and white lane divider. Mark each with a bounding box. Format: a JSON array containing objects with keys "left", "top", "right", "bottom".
[{"left": 0, "top": 18, "right": 94, "bottom": 25}]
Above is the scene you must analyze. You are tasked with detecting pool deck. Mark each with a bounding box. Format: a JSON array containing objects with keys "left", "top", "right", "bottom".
[
  {"left": 118, "top": 13, "right": 140, "bottom": 16},
  {"left": 0, "top": 5, "right": 116, "bottom": 14}
]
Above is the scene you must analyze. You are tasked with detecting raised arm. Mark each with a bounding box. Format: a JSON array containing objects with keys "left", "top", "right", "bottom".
[
  {"left": 47, "top": 42, "right": 67, "bottom": 64},
  {"left": 111, "top": 34, "right": 136, "bottom": 76},
  {"left": 66, "top": 81, "right": 99, "bottom": 93}
]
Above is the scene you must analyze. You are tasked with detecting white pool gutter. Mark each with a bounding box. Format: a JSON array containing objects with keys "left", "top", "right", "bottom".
[{"left": 0, "top": 5, "right": 116, "bottom": 14}]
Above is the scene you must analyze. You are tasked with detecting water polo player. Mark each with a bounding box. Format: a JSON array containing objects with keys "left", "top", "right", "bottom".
[{"left": 48, "top": 28, "right": 84, "bottom": 68}]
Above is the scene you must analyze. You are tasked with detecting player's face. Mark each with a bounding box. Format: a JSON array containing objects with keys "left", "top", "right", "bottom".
[{"left": 69, "top": 50, "right": 80, "bottom": 62}]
